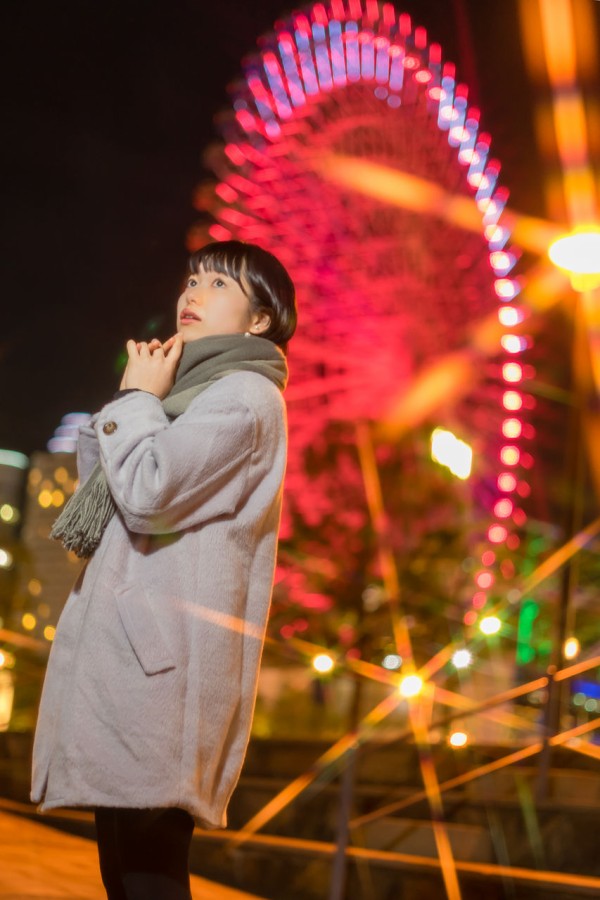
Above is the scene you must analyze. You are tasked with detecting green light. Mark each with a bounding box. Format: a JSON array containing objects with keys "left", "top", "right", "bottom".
[{"left": 516, "top": 598, "right": 539, "bottom": 666}]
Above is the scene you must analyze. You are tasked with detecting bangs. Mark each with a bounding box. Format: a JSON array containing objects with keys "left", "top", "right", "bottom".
[{"left": 189, "top": 244, "right": 248, "bottom": 294}]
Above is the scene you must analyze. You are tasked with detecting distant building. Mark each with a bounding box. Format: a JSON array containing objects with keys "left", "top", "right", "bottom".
[
  {"left": 0, "top": 449, "right": 29, "bottom": 628},
  {"left": 13, "top": 415, "right": 90, "bottom": 641}
]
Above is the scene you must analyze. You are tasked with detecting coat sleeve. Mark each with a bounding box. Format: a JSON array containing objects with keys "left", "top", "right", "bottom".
[{"left": 94, "top": 386, "right": 256, "bottom": 534}]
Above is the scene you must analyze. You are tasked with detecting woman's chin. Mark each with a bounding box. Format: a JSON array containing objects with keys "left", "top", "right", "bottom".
[{"left": 180, "top": 328, "right": 203, "bottom": 343}]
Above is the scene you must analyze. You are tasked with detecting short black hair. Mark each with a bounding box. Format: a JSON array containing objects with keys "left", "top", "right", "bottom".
[{"left": 188, "top": 241, "right": 297, "bottom": 351}]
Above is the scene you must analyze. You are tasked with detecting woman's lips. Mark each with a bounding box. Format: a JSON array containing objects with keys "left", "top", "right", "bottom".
[{"left": 180, "top": 308, "right": 201, "bottom": 324}]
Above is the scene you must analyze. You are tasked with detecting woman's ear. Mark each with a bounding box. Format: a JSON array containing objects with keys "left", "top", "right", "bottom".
[{"left": 249, "top": 310, "right": 271, "bottom": 335}]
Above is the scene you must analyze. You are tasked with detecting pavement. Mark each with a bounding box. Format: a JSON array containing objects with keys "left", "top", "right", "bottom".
[{"left": 0, "top": 808, "right": 261, "bottom": 900}]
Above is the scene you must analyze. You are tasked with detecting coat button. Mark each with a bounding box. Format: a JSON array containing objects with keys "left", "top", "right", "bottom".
[{"left": 103, "top": 421, "right": 118, "bottom": 435}]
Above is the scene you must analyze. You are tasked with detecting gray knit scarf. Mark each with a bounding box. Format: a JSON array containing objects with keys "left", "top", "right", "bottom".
[{"left": 51, "top": 333, "right": 288, "bottom": 558}]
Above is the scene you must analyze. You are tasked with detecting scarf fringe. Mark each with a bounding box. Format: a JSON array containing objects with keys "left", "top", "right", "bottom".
[{"left": 50, "top": 465, "right": 117, "bottom": 558}]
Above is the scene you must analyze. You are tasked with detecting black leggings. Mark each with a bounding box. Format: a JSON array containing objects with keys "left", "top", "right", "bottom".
[{"left": 94, "top": 807, "right": 195, "bottom": 900}]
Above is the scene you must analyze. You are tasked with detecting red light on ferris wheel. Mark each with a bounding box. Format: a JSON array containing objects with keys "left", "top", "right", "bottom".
[
  {"left": 502, "top": 363, "right": 523, "bottom": 383},
  {"left": 476, "top": 570, "right": 494, "bottom": 589},
  {"left": 503, "top": 391, "right": 523, "bottom": 411},
  {"left": 501, "top": 335, "right": 527, "bottom": 353},
  {"left": 500, "top": 446, "right": 521, "bottom": 466},
  {"left": 502, "top": 418, "right": 523, "bottom": 439},
  {"left": 488, "top": 524, "right": 508, "bottom": 543},
  {"left": 415, "top": 69, "right": 432, "bottom": 83},
  {"left": 494, "top": 498, "right": 514, "bottom": 519},
  {"left": 498, "top": 307, "right": 523, "bottom": 326},
  {"left": 498, "top": 472, "right": 517, "bottom": 492}
]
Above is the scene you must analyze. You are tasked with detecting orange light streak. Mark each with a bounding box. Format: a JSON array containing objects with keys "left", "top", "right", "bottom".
[
  {"left": 230, "top": 691, "right": 402, "bottom": 846},
  {"left": 553, "top": 92, "right": 590, "bottom": 168},
  {"left": 409, "top": 698, "right": 462, "bottom": 900},
  {"left": 351, "top": 716, "right": 600, "bottom": 829},
  {"left": 0, "top": 628, "right": 46, "bottom": 652},
  {"left": 538, "top": 0, "right": 578, "bottom": 87},
  {"left": 355, "top": 421, "right": 412, "bottom": 664},
  {"left": 566, "top": 737, "right": 600, "bottom": 763},
  {"left": 432, "top": 686, "right": 539, "bottom": 734},
  {"left": 554, "top": 653, "right": 600, "bottom": 683},
  {"left": 312, "top": 153, "right": 562, "bottom": 254},
  {"left": 196, "top": 825, "right": 600, "bottom": 893},
  {"left": 518, "top": 515, "right": 600, "bottom": 596}
]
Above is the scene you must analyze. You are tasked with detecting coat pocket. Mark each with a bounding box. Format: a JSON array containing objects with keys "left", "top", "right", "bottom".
[{"left": 115, "top": 583, "right": 176, "bottom": 676}]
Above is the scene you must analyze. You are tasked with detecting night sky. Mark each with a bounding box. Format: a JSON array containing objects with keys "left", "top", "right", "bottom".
[{"left": 2, "top": 0, "right": 548, "bottom": 454}]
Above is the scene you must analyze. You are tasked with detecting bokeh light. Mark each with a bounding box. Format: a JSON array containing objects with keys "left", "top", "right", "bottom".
[
  {"left": 449, "top": 730, "right": 469, "bottom": 748},
  {"left": 479, "top": 615, "right": 502, "bottom": 636},
  {"left": 312, "top": 653, "right": 335, "bottom": 674},
  {"left": 431, "top": 428, "right": 473, "bottom": 479},
  {"left": 399, "top": 674, "right": 424, "bottom": 698},
  {"left": 22, "top": 613, "right": 37, "bottom": 631},
  {"left": 452, "top": 649, "right": 473, "bottom": 669},
  {"left": 564, "top": 637, "right": 580, "bottom": 660}
]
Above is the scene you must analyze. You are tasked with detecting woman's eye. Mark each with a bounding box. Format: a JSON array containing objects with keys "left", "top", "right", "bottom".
[
  {"left": 187, "top": 278, "right": 197, "bottom": 287},
  {"left": 214, "top": 278, "right": 226, "bottom": 288}
]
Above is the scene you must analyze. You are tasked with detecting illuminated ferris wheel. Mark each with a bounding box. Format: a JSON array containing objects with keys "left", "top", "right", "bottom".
[{"left": 192, "top": 0, "right": 534, "bottom": 622}]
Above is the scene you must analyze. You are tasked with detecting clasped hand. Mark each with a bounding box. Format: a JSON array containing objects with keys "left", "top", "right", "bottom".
[{"left": 119, "top": 335, "right": 183, "bottom": 399}]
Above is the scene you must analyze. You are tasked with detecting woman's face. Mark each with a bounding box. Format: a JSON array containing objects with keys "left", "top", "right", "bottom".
[{"left": 176, "top": 268, "right": 260, "bottom": 342}]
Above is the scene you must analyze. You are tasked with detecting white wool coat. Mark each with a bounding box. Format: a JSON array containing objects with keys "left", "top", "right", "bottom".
[{"left": 31, "top": 371, "right": 287, "bottom": 828}]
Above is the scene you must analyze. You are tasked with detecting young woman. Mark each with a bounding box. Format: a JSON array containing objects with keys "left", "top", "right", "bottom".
[{"left": 31, "top": 241, "right": 297, "bottom": 899}]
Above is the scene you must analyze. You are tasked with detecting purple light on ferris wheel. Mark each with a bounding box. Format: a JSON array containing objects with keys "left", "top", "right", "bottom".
[
  {"left": 345, "top": 22, "right": 361, "bottom": 82},
  {"left": 457, "top": 111, "right": 480, "bottom": 164},
  {"left": 313, "top": 23, "right": 334, "bottom": 91},
  {"left": 328, "top": 20, "right": 347, "bottom": 86},
  {"left": 490, "top": 250, "right": 517, "bottom": 276},
  {"left": 277, "top": 34, "right": 306, "bottom": 107},
  {"left": 476, "top": 161, "right": 501, "bottom": 204},
  {"left": 482, "top": 186, "right": 509, "bottom": 226},
  {"left": 247, "top": 71, "right": 280, "bottom": 136},
  {"left": 263, "top": 52, "right": 293, "bottom": 119},
  {"left": 486, "top": 224, "right": 510, "bottom": 250},
  {"left": 467, "top": 136, "right": 490, "bottom": 187},
  {"left": 295, "top": 20, "right": 319, "bottom": 95},
  {"left": 360, "top": 32, "right": 375, "bottom": 80},
  {"left": 447, "top": 88, "right": 467, "bottom": 147},
  {"left": 389, "top": 45, "right": 406, "bottom": 92},
  {"left": 437, "top": 74, "right": 456, "bottom": 130},
  {"left": 375, "top": 36, "right": 391, "bottom": 84}
]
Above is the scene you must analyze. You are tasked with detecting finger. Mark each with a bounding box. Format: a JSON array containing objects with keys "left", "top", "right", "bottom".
[
  {"left": 126, "top": 340, "right": 139, "bottom": 360},
  {"left": 138, "top": 342, "right": 151, "bottom": 358},
  {"left": 168, "top": 333, "right": 184, "bottom": 365},
  {"left": 148, "top": 339, "right": 162, "bottom": 352}
]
